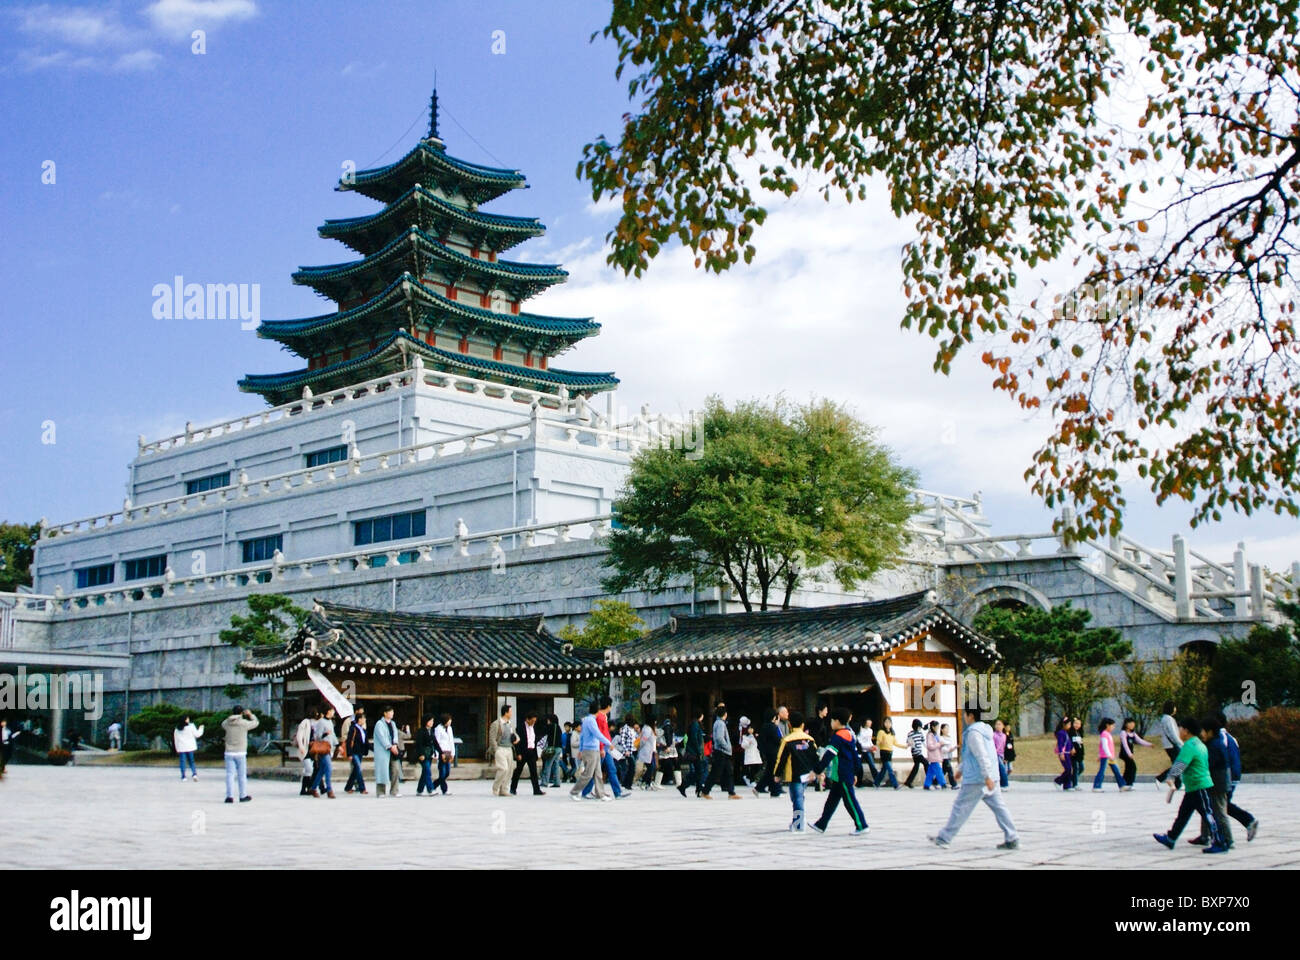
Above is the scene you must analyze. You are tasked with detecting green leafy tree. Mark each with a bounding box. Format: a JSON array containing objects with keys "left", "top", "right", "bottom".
[
  {"left": 127, "top": 701, "right": 276, "bottom": 754},
  {"left": 1041, "top": 661, "right": 1114, "bottom": 725},
  {"left": 1209, "top": 600, "right": 1300, "bottom": 710},
  {"left": 559, "top": 600, "right": 647, "bottom": 707},
  {"left": 975, "top": 602, "right": 1129, "bottom": 729},
  {"left": 0, "top": 522, "right": 40, "bottom": 593},
  {"left": 581, "top": 1, "right": 1300, "bottom": 539},
  {"left": 1118, "top": 658, "right": 1172, "bottom": 736},
  {"left": 604, "top": 395, "right": 916, "bottom": 610},
  {"left": 221, "top": 594, "right": 311, "bottom": 674}
]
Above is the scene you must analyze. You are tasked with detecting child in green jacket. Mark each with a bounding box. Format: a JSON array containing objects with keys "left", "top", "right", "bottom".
[{"left": 1153, "top": 716, "right": 1227, "bottom": 854}]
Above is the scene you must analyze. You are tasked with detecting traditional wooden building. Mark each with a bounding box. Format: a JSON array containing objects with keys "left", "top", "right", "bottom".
[
  {"left": 239, "top": 601, "right": 603, "bottom": 759},
  {"left": 604, "top": 591, "right": 1002, "bottom": 749}
]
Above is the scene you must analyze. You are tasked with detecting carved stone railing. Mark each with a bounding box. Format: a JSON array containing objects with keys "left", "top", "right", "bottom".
[
  {"left": 48, "top": 516, "right": 613, "bottom": 613},
  {"left": 135, "top": 356, "right": 579, "bottom": 458}
]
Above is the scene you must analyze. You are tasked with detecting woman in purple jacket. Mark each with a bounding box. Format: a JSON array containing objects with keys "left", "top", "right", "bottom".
[{"left": 1053, "top": 716, "right": 1074, "bottom": 790}]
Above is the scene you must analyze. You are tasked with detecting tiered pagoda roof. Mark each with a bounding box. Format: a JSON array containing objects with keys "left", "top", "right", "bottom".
[{"left": 240, "top": 88, "right": 616, "bottom": 406}]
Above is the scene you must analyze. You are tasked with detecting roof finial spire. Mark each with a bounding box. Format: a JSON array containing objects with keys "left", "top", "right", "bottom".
[{"left": 429, "top": 74, "right": 440, "bottom": 141}]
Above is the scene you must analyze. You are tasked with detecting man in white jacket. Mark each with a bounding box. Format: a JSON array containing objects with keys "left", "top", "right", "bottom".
[
  {"left": 295, "top": 708, "right": 318, "bottom": 796},
  {"left": 929, "top": 709, "right": 1018, "bottom": 850}
]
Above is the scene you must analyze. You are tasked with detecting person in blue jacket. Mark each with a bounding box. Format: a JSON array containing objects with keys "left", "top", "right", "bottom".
[{"left": 810, "top": 707, "right": 868, "bottom": 836}]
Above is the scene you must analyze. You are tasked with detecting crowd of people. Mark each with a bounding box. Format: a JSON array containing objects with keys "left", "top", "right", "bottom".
[{"left": 151, "top": 694, "right": 1261, "bottom": 855}]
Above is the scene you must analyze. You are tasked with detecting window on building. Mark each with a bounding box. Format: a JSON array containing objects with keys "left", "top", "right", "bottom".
[
  {"left": 241, "top": 534, "right": 283, "bottom": 564},
  {"left": 354, "top": 510, "right": 426, "bottom": 546},
  {"left": 123, "top": 554, "right": 167, "bottom": 581},
  {"left": 75, "top": 563, "right": 114, "bottom": 590},
  {"left": 305, "top": 444, "right": 348, "bottom": 468},
  {"left": 185, "top": 471, "right": 231, "bottom": 495}
]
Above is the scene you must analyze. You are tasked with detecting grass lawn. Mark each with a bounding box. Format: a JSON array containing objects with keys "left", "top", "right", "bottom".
[
  {"left": 74, "top": 750, "right": 288, "bottom": 769},
  {"left": 1008, "top": 734, "right": 1171, "bottom": 776}
]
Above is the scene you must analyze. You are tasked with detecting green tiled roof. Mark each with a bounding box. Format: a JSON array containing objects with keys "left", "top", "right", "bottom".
[
  {"left": 605, "top": 592, "right": 1001, "bottom": 672},
  {"left": 259, "top": 274, "right": 598, "bottom": 346},
  {"left": 240, "top": 601, "right": 605, "bottom": 680},
  {"left": 341, "top": 141, "right": 526, "bottom": 205},
  {"left": 238, "top": 329, "right": 618, "bottom": 405},
  {"left": 320, "top": 184, "right": 544, "bottom": 255}
]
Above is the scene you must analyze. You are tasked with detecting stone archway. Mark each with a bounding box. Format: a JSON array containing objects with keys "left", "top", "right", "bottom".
[{"left": 955, "top": 579, "right": 1053, "bottom": 626}]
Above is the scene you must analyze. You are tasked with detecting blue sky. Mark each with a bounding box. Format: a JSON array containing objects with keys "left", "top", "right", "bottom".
[{"left": 1, "top": 0, "right": 1296, "bottom": 572}]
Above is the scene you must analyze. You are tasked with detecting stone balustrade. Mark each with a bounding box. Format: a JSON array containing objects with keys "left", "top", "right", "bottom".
[{"left": 47, "top": 515, "right": 614, "bottom": 612}]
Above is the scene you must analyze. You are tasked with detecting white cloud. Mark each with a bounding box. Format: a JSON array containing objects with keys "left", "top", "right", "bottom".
[
  {"left": 112, "top": 48, "right": 162, "bottom": 71},
  {"left": 143, "top": 0, "right": 258, "bottom": 38},
  {"left": 341, "top": 60, "right": 387, "bottom": 78},
  {"left": 16, "top": 4, "right": 139, "bottom": 47}
]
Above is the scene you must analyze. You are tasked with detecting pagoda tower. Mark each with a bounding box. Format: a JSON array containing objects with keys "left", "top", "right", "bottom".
[{"left": 240, "top": 90, "right": 617, "bottom": 406}]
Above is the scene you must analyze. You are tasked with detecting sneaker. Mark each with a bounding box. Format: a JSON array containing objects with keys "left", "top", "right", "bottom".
[
  {"left": 1247, "top": 820, "right": 1259, "bottom": 841},
  {"left": 1120, "top": 786, "right": 1131, "bottom": 792},
  {"left": 853, "top": 826, "right": 870, "bottom": 837},
  {"left": 224, "top": 797, "right": 233, "bottom": 804},
  {"left": 239, "top": 796, "right": 252, "bottom": 803},
  {"left": 752, "top": 786, "right": 761, "bottom": 797},
  {"left": 809, "top": 824, "right": 825, "bottom": 834},
  {"left": 1203, "top": 844, "right": 1230, "bottom": 854},
  {"left": 996, "top": 839, "right": 1019, "bottom": 850},
  {"left": 929, "top": 834, "right": 949, "bottom": 847},
  {"left": 728, "top": 794, "right": 742, "bottom": 800},
  {"left": 1187, "top": 836, "right": 1209, "bottom": 846},
  {"left": 191, "top": 775, "right": 198, "bottom": 781},
  {"left": 699, "top": 793, "right": 713, "bottom": 800},
  {"left": 1153, "top": 833, "right": 1175, "bottom": 850},
  {"left": 600, "top": 795, "right": 614, "bottom": 803},
  {"left": 1093, "top": 788, "right": 1103, "bottom": 792},
  {"left": 571, "top": 794, "right": 584, "bottom": 803}
]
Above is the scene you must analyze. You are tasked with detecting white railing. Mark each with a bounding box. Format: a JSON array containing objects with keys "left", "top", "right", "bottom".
[
  {"left": 924, "top": 511, "right": 1296, "bottom": 623},
  {"left": 46, "top": 516, "right": 613, "bottom": 613},
  {"left": 42, "top": 411, "right": 664, "bottom": 542},
  {"left": 135, "top": 355, "right": 580, "bottom": 457}
]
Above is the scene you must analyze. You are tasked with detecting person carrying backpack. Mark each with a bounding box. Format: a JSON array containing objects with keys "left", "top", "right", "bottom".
[
  {"left": 772, "top": 711, "right": 818, "bottom": 831},
  {"left": 809, "top": 707, "right": 868, "bottom": 836}
]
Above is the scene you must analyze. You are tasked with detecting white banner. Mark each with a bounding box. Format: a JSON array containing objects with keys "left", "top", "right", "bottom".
[{"left": 306, "top": 667, "right": 354, "bottom": 719}]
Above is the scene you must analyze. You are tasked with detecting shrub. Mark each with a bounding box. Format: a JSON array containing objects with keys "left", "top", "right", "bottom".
[
  {"left": 1230, "top": 707, "right": 1300, "bottom": 773},
  {"left": 46, "top": 749, "right": 72, "bottom": 765}
]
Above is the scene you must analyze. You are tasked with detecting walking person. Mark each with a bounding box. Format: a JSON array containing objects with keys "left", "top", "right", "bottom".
[
  {"left": 904, "top": 719, "right": 927, "bottom": 788},
  {"left": 107, "top": 720, "right": 122, "bottom": 751},
  {"left": 923, "top": 721, "right": 946, "bottom": 789},
  {"left": 677, "top": 708, "right": 707, "bottom": 797},
  {"left": 809, "top": 707, "right": 868, "bottom": 836},
  {"left": 941, "top": 722, "right": 960, "bottom": 788},
  {"left": 581, "top": 696, "right": 627, "bottom": 799},
  {"left": 416, "top": 714, "right": 439, "bottom": 796},
  {"left": 488, "top": 704, "right": 519, "bottom": 797},
  {"left": 1190, "top": 717, "right": 1235, "bottom": 848},
  {"left": 990, "top": 719, "right": 1008, "bottom": 789},
  {"left": 808, "top": 704, "right": 830, "bottom": 792},
  {"left": 1215, "top": 714, "right": 1259, "bottom": 841},
  {"left": 1153, "top": 701, "right": 1183, "bottom": 789},
  {"left": 432, "top": 713, "right": 455, "bottom": 795},
  {"left": 511, "top": 711, "right": 546, "bottom": 796},
  {"left": 856, "top": 719, "right": 879, "bottom": 787},
  {"left": 173, "top": 715, "right": 203, "bottom": 782},
  {"left": 873, "top": 717, "right": 901, "bottom": 789},
  {"left": 309, "top": 706, "right": 339, "bottom": 798},
  {"left": 295, "top": 708, "right": 318, "bottom": 796},
  {"left": 1003, "top": 724, "right": 1017, "bottom": 786},
  {"left": 700, "top": 706, "right": 741, "bottom": 799},
  {"left": 539, "top": 713, "right": 563, "bottom": 788},
  {"left": 754, "top": 709, "right": 784, "bottom": 797},
  {"left": 570, "top": 700, "right": 614, "bottom": 803},
  {"left": 740, "top": 724, "right": 761, "bottom": 786},
  {"left": 344, "top": 707, "right": 368, "bottom": 794},
  {"left": 1153, "top": 715, "right": 1226, "bottom": 853},
  {"left": 0, "top": 719, "right": 13, "bottom": 777},
  {"left": 221, "top": 705, "right": 259, "bottom": 804},
  {"left": 635, "top": 717, "right": 659, "bottom": 789},
  {"left": 1070, "top": 716, "right": 1085, "bottom": 789},
  {"left": 1118, "top": 717, "right": 1151, "bottom": 788},
  {"left": 1091, "top": 718, "right": 1127, "bottom": 792},
  {"left": 930, "top": 708, "right": 1019, "bottom": 849},
  {"left": 373, "top": 705, "right": 402, "bottom": 797},
  {"left": 658, "top": 708, "right": 680, "bottom": 789},
  {"left": 772, "top": 711, "right": 818, "bottom": 832},
  {"left": 1053, "top": 717, "right": 1075, "bottom": 790}
]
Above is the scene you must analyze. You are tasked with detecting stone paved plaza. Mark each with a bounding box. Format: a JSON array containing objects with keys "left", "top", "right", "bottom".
[{"left": 3, "top": 765, "right": 1298, "bottom": 869}]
